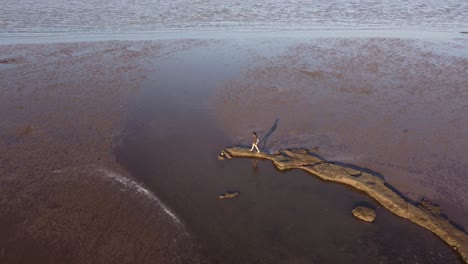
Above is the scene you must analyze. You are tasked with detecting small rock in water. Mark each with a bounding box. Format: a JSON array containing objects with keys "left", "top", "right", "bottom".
[
  {"left": 219, "top": 191, "right": 240, "bottom": 199},
  {"left": 352, "top": 205, "right": 376, "bottom": 222}
]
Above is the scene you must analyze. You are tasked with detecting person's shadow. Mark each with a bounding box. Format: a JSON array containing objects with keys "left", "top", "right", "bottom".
[{"left": 259, "top": 118, "right": 279, "bottom": 150}]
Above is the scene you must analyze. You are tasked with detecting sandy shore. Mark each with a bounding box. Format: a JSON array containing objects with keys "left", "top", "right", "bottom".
[{"left": 0, "top": 35, "right": 466, "bottom": 263}]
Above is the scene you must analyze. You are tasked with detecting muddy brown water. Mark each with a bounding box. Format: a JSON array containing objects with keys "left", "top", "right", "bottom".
[{"left": 115, "top": 41, "right": 462, "bottom": 263}]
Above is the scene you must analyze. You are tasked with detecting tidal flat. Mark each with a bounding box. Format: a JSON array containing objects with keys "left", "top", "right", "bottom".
[{"left": 0, "top": 34, "right": 467, "bottom": 263}]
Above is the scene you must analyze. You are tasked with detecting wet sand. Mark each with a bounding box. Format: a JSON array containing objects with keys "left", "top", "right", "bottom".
[
  {"left": 0, "top": 35, "right": 467, "bottom": 263},
  {"left": 214, "top": 37, "right": 468, "bottom": 228},
  {"left": 0, "top": 40, "right": 211, "bottom": 263}
]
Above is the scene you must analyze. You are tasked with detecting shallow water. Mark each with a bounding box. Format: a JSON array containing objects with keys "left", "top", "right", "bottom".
[
  {"left": 115, "top": 41, "right": 462, "bottom": 263},
  {"left": 1, "top": 0, "right": 467, "bottom": 35}
]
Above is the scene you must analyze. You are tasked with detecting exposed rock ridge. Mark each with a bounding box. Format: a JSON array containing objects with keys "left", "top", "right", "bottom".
[{"left": 219, "top": 147, "right": 468, "bottom": 263}]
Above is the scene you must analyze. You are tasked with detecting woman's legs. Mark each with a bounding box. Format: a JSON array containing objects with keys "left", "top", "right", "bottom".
[{"left": 251, "top": 143, "right": 260, "bottom": 153}]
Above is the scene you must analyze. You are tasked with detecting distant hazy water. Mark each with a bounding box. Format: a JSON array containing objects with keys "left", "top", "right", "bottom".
[{"left": 0, "top": 0, "right": 467, "bottom": 34}]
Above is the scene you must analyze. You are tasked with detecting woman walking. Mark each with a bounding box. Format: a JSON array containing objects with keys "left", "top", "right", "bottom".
[{"left": 250, "top": 132, "right": 260, "bottom": 153}]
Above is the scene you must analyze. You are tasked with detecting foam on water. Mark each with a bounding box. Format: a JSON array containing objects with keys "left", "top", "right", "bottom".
[{"left": 100, "top": 168, "right": 182, "bottom": 225}]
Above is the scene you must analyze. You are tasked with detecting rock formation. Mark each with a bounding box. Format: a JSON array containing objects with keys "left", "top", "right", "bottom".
[
  {"left": 219, "top": 191, "right": 240, "bottom": 199},
  {"left": 352, "top": 206, "right": 377, "bottom": 222},
  {"left": 219, "top": 147, "right": 468, "bottom": 263}
]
